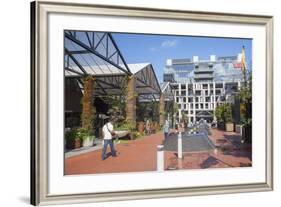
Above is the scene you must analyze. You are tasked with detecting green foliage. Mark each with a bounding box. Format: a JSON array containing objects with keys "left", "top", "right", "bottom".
[
  {"left": 181, "top": 111, "right": 188, "bottom": 124},
  {"left": 81, "top": 76, "right": 96, "bottom": 132},
  {"left": 215, "top": 103, "right": 233, "bottom": 123},
  {"left": 136, "top": 101, "right": 159, "bottom": 122},
  {"left": 102, "top": 95, "right": 126, "bottom": 121},
  {"left": 132, "top": 131, "right": 141, "bottom": 139},
  {"left": 241, "top": 117, "right": 252, "bottom": 127},
  {"left": 76, "top": 128, "right": 91, "bottom": 141},
  {"left": 115, "top": 120, "right": 136, "bottom": 131},
  {"left": 65, "top": 128, "right": 79, "bottom": 142},
  {"left": 238, "top": 72, "right": 252, "bottom": 127},
  {"left": 65, "top": 128, "right": 92, "bottom": 142},
  {"left": 173, "top": 103, "right": 179, "bottom": 114}
]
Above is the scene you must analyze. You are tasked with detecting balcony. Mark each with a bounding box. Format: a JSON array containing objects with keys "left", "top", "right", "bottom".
[{"left": 194, "top": 73, "right": 214, "bottom": 79}]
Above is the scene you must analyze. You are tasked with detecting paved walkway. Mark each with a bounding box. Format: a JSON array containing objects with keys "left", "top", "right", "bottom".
[
  {"left": 165, "top": 128, "right": 252, "bottom": 170},
  {"left": 65, "top": 128, "right": 252, "bottom": 175},
  {"left": 65, "top": 132, "right": 164, "bottom": 175}
]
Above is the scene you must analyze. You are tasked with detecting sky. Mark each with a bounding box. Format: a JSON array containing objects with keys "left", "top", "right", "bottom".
[{"left": 112, "top": 33, "right": 252, "bottom": 82}]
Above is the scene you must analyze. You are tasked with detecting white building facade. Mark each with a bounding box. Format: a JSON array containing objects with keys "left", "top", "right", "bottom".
[{"left": 164, "top": 54, "right": 245, "bottom": 123}]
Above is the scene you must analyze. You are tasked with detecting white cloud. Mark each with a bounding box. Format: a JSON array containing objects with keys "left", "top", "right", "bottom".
[
  {"left": 149, "top": 47, "right": 159, "bottom": 52},
  {"left": 161, "top": 40, "right": 178, "bottom": 48},
  {"left": 149, "top": 39, "right": 178, "bottom": 52}
]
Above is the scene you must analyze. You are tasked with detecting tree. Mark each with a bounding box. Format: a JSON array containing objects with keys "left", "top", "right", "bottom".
[
  {"left": 215, "top": 103, "right": 233, "bottom": 124},
  {"left": 238, "top": 72, "right": 252, "bottom": 143},
  {"left": 81, "top": 76, "right": 96, "bottom": 133}
]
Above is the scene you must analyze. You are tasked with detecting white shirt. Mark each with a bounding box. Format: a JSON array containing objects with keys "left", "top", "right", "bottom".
[{"left": 102, "top": 122, "right": 113, "bottom": 140}]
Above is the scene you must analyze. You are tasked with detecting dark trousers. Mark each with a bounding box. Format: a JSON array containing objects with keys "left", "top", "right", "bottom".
[
  {"left": 164, "top": 132, "right": 169, "bottom": 139},
  {"left": 101, "top": 139, "right": 116, "bottom": 160}
]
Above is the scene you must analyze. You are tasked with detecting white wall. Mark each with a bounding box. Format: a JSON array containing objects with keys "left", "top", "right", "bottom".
[{"left": 0, "top": 0, "right": 280, "bottom": 206}]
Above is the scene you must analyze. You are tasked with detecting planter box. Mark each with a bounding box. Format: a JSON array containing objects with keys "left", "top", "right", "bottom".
[
  {"left": 83, "top": 136, "right": 94, "bottom": 147},
  {"left": 66, "top": 139, "right": 81, "bottom": 150},
  {"left": 225, "top": 122, "right": 234, "bottom": 132},
  {"left": 235, "top": 124, "right": 243, "bottom": 134}
]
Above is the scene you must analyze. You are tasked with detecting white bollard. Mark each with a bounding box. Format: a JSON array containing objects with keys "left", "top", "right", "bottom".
[
  {"left": 214, "top": 148, "right": 218, "bottom": 155},
  {"left": 157, "top": 145, "right": 164, "bottom": 172},
  {"left": 178, "top": 132, "right": 183, "bottom": 159}
]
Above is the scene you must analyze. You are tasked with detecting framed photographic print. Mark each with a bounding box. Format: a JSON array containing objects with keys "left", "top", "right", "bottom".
[{"left": 31, "top": 0, "right": 273, "bottom": 205}]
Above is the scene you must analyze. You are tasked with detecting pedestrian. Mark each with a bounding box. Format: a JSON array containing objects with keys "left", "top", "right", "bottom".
[
  {"left": 175, "top": 120, "right": 179, "bottom": 134},
  {"left": 145, "top": 119, "right": 150, "bottom": 135},
  {"left": 163, "top": 119, "right": 170, "bottom": 139},
  {"left": 101, "top": 117, "right": 117, "bottom": 160}
]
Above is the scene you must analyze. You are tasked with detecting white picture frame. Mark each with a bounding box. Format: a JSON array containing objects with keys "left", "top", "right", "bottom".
[{"left": 30, "top": 0, "right": 273, "bottom": 205}]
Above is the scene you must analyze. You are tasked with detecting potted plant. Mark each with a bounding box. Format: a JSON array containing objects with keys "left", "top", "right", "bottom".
[
  {"left": 76, "top": 128, "right": 95, "bottom": 148},
  {"left": 224, "top": 104, "right": 234, "bottom": 132},
  {"left": 65, "top": 128, "right": 81, "bottom": 149},
  {"left": 137, "top": 121, "right": 145, "bottom": 135},
  {"left": 215, "top": 103, "right": 234, "bottom": 131},
  {"left": 215, "top": 105, "right": 225, "bottom": 130}
]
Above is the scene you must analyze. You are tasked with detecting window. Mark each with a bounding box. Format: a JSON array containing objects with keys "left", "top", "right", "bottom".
[
  {"left": 183, "top": 97, "right": 186, "bottom": 102},
  {"left": 205, "top": 97, "right": 211, "bottom": 102},
  {"left": 195, "top": 104, "right": 199, "bottom": 109},
  {"left": 181, "top": 90, "right": 186, "bottom": 96},
  {"left": 215, "top": 83, "right": 223, "bottom": 88},
  {"left": 200, "top": 104, "right": 203, "bottom": 109},
  {"left": 205, "top": 90, "right": 208, "bottom": 95},
  {"left": 195, "top": 90, "right": 201, "bottom": 96},
  {"left": 188, "top": 97, "right": 193, "bottom": 102},
  {"left": 176, "top": 97, "right": 179, "bottom": 102},
  {"left": 163, "top": 74, "right": 175, "bottom": 82},
  {"left": 173, "top": 85, "right": 179, "bottom": 89},
  {"left": 205, "top": 103, "right": 208, "bottom": 109},
  {"left": 231, "top": 85, "right": 238, "bottom": 91},
  {"left": 188, "top": 89, "right": 194, "bottom": 96},
  {"left": 215, "top": 89, "right": 221, "bottom": 95},
  {"left": 195, "top": 97, "right": 199, "bottom": 102}
]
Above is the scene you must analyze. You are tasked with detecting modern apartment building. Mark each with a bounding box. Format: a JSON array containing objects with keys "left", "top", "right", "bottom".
[{"left": 164, "top": 54, "right": 245, "bottom": 123}]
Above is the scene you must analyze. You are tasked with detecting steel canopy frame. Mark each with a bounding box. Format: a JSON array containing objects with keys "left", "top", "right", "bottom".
[
  {"left": 64, "top": 31, "right": 162, "bottom": 99},
  {"left": 129, "top": 63, "right": 162, "bottom": 96},
  {"left": 64, "top": 30, "right": 131, "bottom": 95},
  {"left": 160, "top": 82, "right": 174, "bottom": 101},
  {"left": 65, "top": 31, "right": 131, "bottom": 75}
]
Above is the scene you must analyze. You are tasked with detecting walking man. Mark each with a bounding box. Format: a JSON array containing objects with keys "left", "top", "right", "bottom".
[
  {"left": 163, "top": 119, "right": 170, "bottom": 140},
  {"left": 101, "top": 117, "right": 117, "bottom": 160}
]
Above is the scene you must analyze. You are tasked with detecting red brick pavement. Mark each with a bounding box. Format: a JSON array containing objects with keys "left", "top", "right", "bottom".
[
  {"left": 65, "top": 132, "right": 164, "bottom": 175},
  {"left": 65, "top": 128, "right": 252, "bottom": 175}
]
